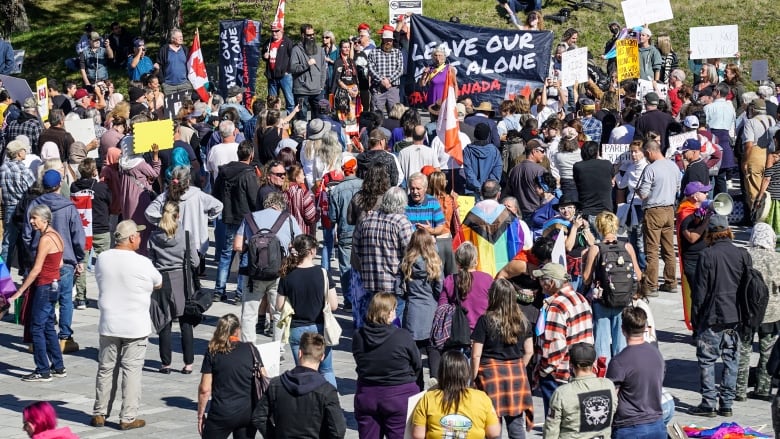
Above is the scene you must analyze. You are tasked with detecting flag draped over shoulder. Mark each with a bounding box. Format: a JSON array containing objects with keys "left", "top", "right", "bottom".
[
  {"left": 462, "top": 205, "right": 527, "bottom": 277},
  {"left": 436, "top": 68, "right": 462, "bottom": 165},
  {"left": 187, "top": 31, "right": 209, "bottom": 102}
]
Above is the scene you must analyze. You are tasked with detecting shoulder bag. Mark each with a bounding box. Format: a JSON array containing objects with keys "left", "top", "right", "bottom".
[
  {"left": 249, "top": 343, "right": 270, "bottom": 402},
  {"left": 321, "top": 268, "right": 342, "bottom": 346}
]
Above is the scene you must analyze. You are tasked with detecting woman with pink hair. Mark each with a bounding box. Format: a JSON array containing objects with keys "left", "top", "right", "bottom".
[{"left": 22, "top": 401, "right": 79, "bottom": 438}]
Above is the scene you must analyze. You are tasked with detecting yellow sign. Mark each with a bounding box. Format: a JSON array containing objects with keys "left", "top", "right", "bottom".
[
  {"left": 132, "top": 119, "right": 175, "bottom": 153},
  {"left": 616, "top": 39, "right": 639, "bottom": 82},
  {"left": 36, "top": 78, "right": 49, "bottom": 122},
  {"left": 456, "top": 195, "right": 475, "bottom": 222}
]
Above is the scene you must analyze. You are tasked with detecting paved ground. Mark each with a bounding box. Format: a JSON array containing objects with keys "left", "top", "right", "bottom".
[{"left": 0, "top": 226, "right": 775, "bottom": 438}]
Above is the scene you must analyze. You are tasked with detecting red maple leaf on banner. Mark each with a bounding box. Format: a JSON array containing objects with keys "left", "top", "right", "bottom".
[
  {"left": 79, "top": 213, "right": 91, "bottom": 228},
  {"left": 192, "top": 56, "right": 206, "bottom": 76},
  {"left": 244, "top": 21, "right": 258, "bottom": 43}
]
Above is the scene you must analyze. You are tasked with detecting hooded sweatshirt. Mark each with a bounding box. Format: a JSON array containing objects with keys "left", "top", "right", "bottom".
[
  {"left": 253, "top": 365, "right": 346, "bottom": 439},
  {"left": 213, "top": 161, "right": 259, "bottom": 225},
  {"left": 352, "top": 322, "right": 421, "bottom": 386},
  {"left": 23, "top": 192, "right": 86, "bottom": 267},
  {"left": 71, "top": 177, "right": 112, "bottom": 234},
  {"left": 289, "top": 43, "right": 327, "bottom": 95},
  {"left": 463, "top": 141, "right": 502, "bottom": 195},
  {"left": 144, "top": 186, "right": 223, "bottom": 255},
  {"left": 32, "top": 426, "right": 80, "bottom": 439}
]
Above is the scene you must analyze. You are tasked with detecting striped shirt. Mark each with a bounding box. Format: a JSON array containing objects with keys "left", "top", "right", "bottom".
[
  {"left": 352, "top": 211, "right": 413, "bottom": 293},
  {"left": 535, "top": 284, "right": 594, "bottom": 383},
  {"left": 405, "top": 195, "right": 445, "bottom": 228}
]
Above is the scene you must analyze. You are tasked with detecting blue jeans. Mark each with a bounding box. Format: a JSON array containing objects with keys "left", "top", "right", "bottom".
[
  {"left": 539, "top": 374, "right": 560, "bottom": 418},
  {"left": 214, "top": 219, "right": 245, "bottom": 300},
  {"left": 592, "top": 300, "right": 627, "bottom": 363},
  {"left": 697, "top": 326, "right": 740, "bottom": 409},
  {"left": 31, "top": 283, "right": 65, "bottom": 373},
  {"left": 321, "top": 227, "right": 334, "bottom": 274},
  {"left": 1, "top": 209, "right": 19, "bottom": 263},
  {"left": 289, "top": 324, "right": 336, "bottom": 388},
  {"left": 58, "top": 265, "right": 75, "bottom": 339},
  {"left": 268, "top": 73, "right": 295, "bottom": 114},
  {"left": 627, "top": 206, "right": 646, "bottom": 271},
  {"left": 613, "top": 418, "right": 666, "bottom": 439},
  {"left": 395, "top": 296, "right": 406, "bottom": 327},
  {"left": 336, "top": 239, "right": 353, "bottom": 305}
]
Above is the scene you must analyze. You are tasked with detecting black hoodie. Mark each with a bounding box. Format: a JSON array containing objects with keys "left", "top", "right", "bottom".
[
  {"left": 352, "top": 322, "right": 421, "bottom": 386},
  {"left": 252, "top": 366, "right": 346, "bottom": 439},
  {"left": 70, "top": 177, "right": 111, "bottom": 234},
  {"left": 212, "top": 161, "right": 259, "bottom": 225}
]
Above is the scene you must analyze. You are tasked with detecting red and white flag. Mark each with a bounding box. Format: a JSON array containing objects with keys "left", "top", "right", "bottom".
[
  {"left": 187, "top": 30, "right": 209, "bottom": 102},
  {"left": 436, "top": 68, "right": 463, "bottom": 165},
  {"left": 271, "top": 0, "right": 286, "bottom": 30}
]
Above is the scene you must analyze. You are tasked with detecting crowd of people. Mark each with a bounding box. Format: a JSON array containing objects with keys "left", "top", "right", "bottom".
[{"left": 3, "top": 6, "right": 780, "bottom": 439}]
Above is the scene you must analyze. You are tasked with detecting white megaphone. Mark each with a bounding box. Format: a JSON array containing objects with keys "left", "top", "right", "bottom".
[{"left": 702, "top": 192, "right": 733, "bottom": 216}]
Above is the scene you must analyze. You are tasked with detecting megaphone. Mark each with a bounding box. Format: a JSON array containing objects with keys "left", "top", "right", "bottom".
[{"left": 710, "top": 192, "right": 734, "bottom": 216}]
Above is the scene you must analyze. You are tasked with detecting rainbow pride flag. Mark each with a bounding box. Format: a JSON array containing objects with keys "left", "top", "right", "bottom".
[
  {"left": 461, "top": 204, "right": 529, "bottom": 277},
  {"left": 0, "top": 255, "right": 16, "bottom": 300}
]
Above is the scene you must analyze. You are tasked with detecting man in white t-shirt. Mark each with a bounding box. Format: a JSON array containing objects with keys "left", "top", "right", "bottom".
[
  {"left": 206, "top": 120, "right": 239, "bottom": 183},
  {"left": 91, "top": 220, "right": 162, "bottom": 431}
]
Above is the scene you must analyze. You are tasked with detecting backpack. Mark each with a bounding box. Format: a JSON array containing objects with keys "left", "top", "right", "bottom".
[
  {"left": 594, "top": 241, "right": 636, "bottom": 308},
  {"left": 738, "top": 264, "right": 769, "bottom": 336},
  {"left": 71, "top": 187, "right": 95, "bottom": 251},
  {"left": 429, "top": 290, "right": 471, "bottom": 349},
  {"left": 314, "top": 170, "right": 344, "bottom": 229},
  {"left": 240, "top": 212, "right": 294, "bottom": 281}
]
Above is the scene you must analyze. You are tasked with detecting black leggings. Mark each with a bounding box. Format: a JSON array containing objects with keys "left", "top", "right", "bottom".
[
  {"left": 416, "top": 340, "right": 441, "bottom": 389},
  {"left": 159, "top": 320, "right": 194, "bottom": 366}
]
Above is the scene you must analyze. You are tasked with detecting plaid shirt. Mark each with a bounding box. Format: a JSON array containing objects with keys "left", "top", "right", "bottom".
[
  {"left": 535, "top": 284, "right": 594, "bottom": 383},
  {"left": 0, "top": 159, "right": 35, "bottom": 213},
  {"left": 367, "top": 48, "right": 403, "bottom": 87},
  {"left": 352, "top": 211, "right": 413, "bottom": 293},
  {"left": 5, "top": 117, "right": 42, "bottom": 151},
  {"left": 580, "top": 115, "right": 602, "bottom": 143}
]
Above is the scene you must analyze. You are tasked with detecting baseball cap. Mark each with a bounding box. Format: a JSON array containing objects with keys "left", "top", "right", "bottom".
[
  {"left": 420, "top": 165, "right": 438, "bottom": 176},
  {"left": 342, "top": 156, "right": 357, "bottom": 173},
  {"left": 681, "top": 138, "right": 702, "bottom": 152},
  {"left": 22, "top": 97, "right": 37, "bottom": 109},
  {"left": 357, "top": 23, "right": 370, "bottom": 32},
  {"left": 114, "top": 220, "right": 146, "bottom": 242},
  {"left": 227, "top": 85, "right": 243, "bottom": 97},
  {"left": 640, "top": 27, "right": 652, "bottom": 37},
  {"left": 644, "top": 92, "right": 660, "bottom": 106},
  {"left": 532, "top": 263, "right": 568, "bottom": 281},
  {"left": 683, "top": 115, "right": 699, "bottom": 129},
  {"left": 378, "top": 24, "right": 395, "bottom": 34},
  {"left": 569, "top": 342, "right": 597, "bottom": 367},
  {"left": 708, "top": 214, "right": 729, "bottom": 232},
  {"left": 580, "top": 97, "right": 595, "bottom": 110},
  {"left": 133, "top": 37, "right": 145, "bottom": 48},
  {"left": 752, "top": 98, "right": 767, "bottom": 112},
  {"left": 381, "top": 30, "right": 394, "bottom": 40},
  {"left": 74, "top": 88, "right": 89, "bottom": 100},
  {"left": 684, "top": 181, "right": 712, "bottom": 196},
  {"left": 42, "top": 169, "right": 62, "bottom": 190},
  {"left": 90, "top": 31, "right": 101, "bottom": 41}
]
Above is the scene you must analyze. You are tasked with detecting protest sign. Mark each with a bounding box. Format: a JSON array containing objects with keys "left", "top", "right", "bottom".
[
  {"left": 457, "top": 195, "right": 475, "bottom": 222},
  {"left": 666, "top": 131, "right": 698, "bottom": 158},
  {"left": 390, "top": 0, "right": 422, "bottom": 24},
  {"left": 602, "top": 144, "right": 631, "bottom": 164},
  {"left": 242, "top": 20, "right": 262, "bottom": 103},
  {"left": 403, "top": 391, "right": 426, "bottom": 439},
  {"left": 621, "top": 0, "right": 673, "bottom": 28},
  {"left": 164, "top": 91, "right": 187, "bottom": 120},
  {"left": 64, "top": 119, "right": 96, "bottom": 146},
  {"left": 408, "top": 15, "right": 553, "bottom": 107},
  {"left": 616, "top": 39, "right": 639, "bottom": 83},
  {"left": 36, "top": 78, "right": 48, "bottom": 122},
  {"left": 637, "top": 79, "right": 668, "bottom": 109},
  {"left": 132, "top": 119, "right": 175, "bottom": 153},
  {"left": 218, "top": 19, "right": 245, "bottom": 99},
  {"left": 255, "top": 341, "right": 281, "bottom": 377},
  {"left": 560, "top": 47, "right": 588, "bottom": 87},
  {"left": 0, "top": 74, "right": 33, "bottom": 103},
  {"left": 689, "top": 25, "right": 739, "bottom": 60},
  {"left": 751, "top": 60, "right": 769, "bottom": 82}
]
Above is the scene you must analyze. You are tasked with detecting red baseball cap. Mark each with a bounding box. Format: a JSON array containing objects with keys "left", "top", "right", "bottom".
[{"left": 357, "top": 23, "right": 370, "bottom": 32}]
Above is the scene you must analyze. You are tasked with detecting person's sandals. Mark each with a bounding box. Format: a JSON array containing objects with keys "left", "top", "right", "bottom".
[
  {"left": 181, "top": 365, "right": 193, "bottom": 374},
  {"left": 158, "top": 366, "right": 172, "bottom": 374}
]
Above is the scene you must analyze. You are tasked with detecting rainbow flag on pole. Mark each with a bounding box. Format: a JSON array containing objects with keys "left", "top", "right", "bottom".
[{"left": 0, "top": 256, "right": 16, "bottom": 300}]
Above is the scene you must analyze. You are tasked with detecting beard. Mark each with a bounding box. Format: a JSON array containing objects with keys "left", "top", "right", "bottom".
[{"left": 304, "top": 38, "right": 318, "bottom": 55}]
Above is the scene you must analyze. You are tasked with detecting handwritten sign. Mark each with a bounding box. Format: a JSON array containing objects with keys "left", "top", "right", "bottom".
[
  {"left": 457, "top": 195, "right": 475, "bottom": 222},
  {"left": 132, "top": 119, "right": 174, "bottom": 153},
  {"left": 36, "top": 78, "right": 48, "bottom": 122},
  {"left": 751, "top": 60, "right": 769, "bottom": 82},
  {"left": 689, "top": 25, "right": 739, "bottom": 60},
  {"left": 621, "top": 0, "right": 673, "bottom": 28},
  {"left": 666, "top": 131, "right": 698, "bottom": 158},
  {"left": 602, "top": 144, "right": 631, "bottom": 164},
  {"left": 637, "top": 79, "right": 669, "bottom": 110},
  {"left": 560, "top": 47, "right": 589, "bottom": 87},
  {"left": 616, "top": 39, "right": 639, "bottom": 83},
  {"left": 389, "top": 0, "right": 422, "bottom": 24}
]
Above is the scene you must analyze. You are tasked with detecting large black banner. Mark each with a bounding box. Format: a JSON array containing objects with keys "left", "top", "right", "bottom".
[
  {"left": 218, "top": 19, "right": 245, "bottom": 99},
  {"left": 242, "top": 20, "right": 262, "bottom": 103},
  {"left": 408, "top": 15, "right": 553, "bottom": 107}
]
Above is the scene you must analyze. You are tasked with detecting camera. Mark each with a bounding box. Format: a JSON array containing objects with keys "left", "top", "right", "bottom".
[
  {"left": 350, "top": 36, "right": 359, "bottom": 43},
  {"left": 544, "top": 8, "right": 572, "bottom": 25}
]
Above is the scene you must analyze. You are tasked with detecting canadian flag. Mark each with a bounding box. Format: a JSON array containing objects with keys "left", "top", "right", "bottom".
[
  {"left": 271, "top": 0, "right": 286, "bottom": 30},
  {"left": 436, "top": 68, "right": 463, "bottom": 165},
  {"left": 187, "top": 30, "right": 209, "bottom": 102}
]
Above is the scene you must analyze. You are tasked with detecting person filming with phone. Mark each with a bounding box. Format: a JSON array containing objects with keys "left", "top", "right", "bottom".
[{"left": 127, "top": 38, "right": 155, "bottom": 83}]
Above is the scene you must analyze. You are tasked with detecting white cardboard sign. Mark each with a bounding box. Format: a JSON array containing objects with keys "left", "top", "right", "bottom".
[
  {"left": 689, "top": 25, "right": 739, "bottom": 60},
  {"left": 602, "top": 144, "right": 631, "bottom": 164},
  {"left": 560, "top": 47, "right": 589, "bottom": 88},
  {"left": 403, "top": 391, "right": 426, "bottom": 439},
  {"left": 255, "top": 341, "right": 282, "bottom": 378},
  {"left": 621, "top": 0, "right": 673, "bottom": 29}
]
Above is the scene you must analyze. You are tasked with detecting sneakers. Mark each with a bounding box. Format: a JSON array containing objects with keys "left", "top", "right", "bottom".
[
  {"left": 60, "top": 338, "right": 80, "bottom": 354},
  {"left": 75, "top": 300, "right": 87, "bottom": 310},
  {"left": 748, "top": 391, "right": 773, "bottom": 401},
  {"left": 21, "top": 372, "right": 52, "bottom": 382},
  {"left": 718, "top": 407, "right": 733, "bottom": 417},
  {"left": 90, "top": 415, "right": 105, "bottom": 427},
  {"left": 689, "top": 405, "right": 717, "bottom": 417},
  {"left": 212, "top": 293, "right": 222, "bottom": 302},
  {"left": 120, "top": 418, "right": 146, "bottom": 430},
  {"left": 659, "top": 283, "right": 677, "bottom": 293},
  {"left": 51, "top": 368, "right": 67, "bottom": 378},
  {"left": 644, "top": 289, "right": 659, "bottom": 298}
]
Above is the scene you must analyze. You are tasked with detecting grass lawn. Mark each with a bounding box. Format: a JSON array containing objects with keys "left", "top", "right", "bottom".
[{"left": 8, "top": 0, "right": 780, "bottom": 94}]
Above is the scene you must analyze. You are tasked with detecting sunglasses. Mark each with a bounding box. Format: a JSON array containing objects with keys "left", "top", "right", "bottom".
[{"left": 270, "top": 172, "right": 286, "bottom": 177}]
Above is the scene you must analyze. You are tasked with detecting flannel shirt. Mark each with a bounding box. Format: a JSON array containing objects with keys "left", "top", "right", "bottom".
[
  {"left": 351, "top": 211, "right": 413, "bottom": 293},
  {"left": 367, "top": 48, "right": 403, "bottom": 88},
  {"left": 405, "top": 194, "right": 445, "bottom": 228},
  {"left": 5, "top": 118, "right": 42, "bottom": 151},
  {"left": 0, "top": 159, "right": 35, "bottom": 213},
  {"left": 580, "top": 116, "right": 602, "bottom": 143},
  {"left": 535, "top": 284, "right": 594, "bottom": 383}
]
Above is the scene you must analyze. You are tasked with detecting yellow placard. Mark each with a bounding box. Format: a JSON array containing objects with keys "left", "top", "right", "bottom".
[
  {"left": 456, "top": 195, "right": 475, "bottom": 222},
  {"left": 36, "top": 78, "right": 49, "bottom": 122},
  {"left": 132, "top": 119, "right": 174, "bottom": 153},
  {"left": 616, "top": 39, "right": 639, "bottom": 83}
]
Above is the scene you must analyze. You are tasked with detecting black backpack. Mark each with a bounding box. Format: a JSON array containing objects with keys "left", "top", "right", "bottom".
[
  {"left": 594, "top": 241, "right": 637, "bottom": 308},
  {"left": 738, "top": 265, "right": 769, "bottom": 336},
  {"left": 240, "top": 212, "right": 293, "bottom": 281},
  {"left": 445, "top": 293, "right": 472, "bottom": 348}
]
